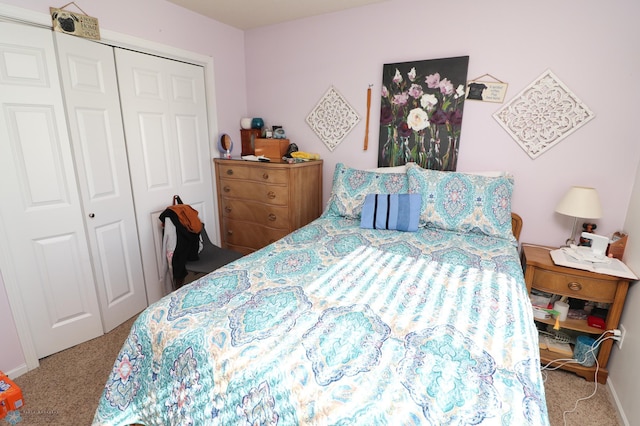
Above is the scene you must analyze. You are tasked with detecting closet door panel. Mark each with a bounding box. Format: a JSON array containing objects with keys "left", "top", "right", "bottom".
[
  {"left": 33, "top": 234, "right": 93, "bottom": 321},
  {"left": 138, "top": 112, "right": 172, "bottom": 189},
  {"left": 7, "top": 106, "right": 68, "bottom": 204},
  {"left": 55, "top": 33, "right": 148, "bottom": 332},
  {"left": 116, "top": 48, "right": 215, "bottom": 303},
  {"left": 0, "top": 22, "right": 103, "bottom": 358},
  {"left": 176, "top": 115, "right": 202, "bottom": 183},
  {"left": 76, "top": 109, "right": 115, "bottom": 197}
]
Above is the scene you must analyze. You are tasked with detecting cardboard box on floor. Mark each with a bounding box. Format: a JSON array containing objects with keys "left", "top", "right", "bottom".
[{"left": 0, "top": 371, "right": 24, "bottom": 418}]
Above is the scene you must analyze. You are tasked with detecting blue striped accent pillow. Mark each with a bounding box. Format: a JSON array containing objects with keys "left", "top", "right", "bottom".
[{"left": 360, "top": 193, "right": 421, "bottom": 232}]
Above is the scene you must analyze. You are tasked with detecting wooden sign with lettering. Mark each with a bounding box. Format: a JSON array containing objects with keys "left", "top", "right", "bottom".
[
  {"left": 466, "top": 74, "right": 508, "bottom": 103},
  {"left": 50, "top": 6, "right": 100, "bottom": 40}
]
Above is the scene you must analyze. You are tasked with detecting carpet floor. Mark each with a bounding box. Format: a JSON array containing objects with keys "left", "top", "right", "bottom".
[{"left": 10, "top": 315, "right": 622, "bottom": 426}]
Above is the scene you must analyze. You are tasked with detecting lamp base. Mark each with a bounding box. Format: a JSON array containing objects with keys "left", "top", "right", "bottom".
[{"left": 561, "top": 216, "right": 579, "bottom": 247}]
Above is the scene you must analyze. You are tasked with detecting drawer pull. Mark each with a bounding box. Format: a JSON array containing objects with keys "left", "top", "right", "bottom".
[
  {"left": 224, "top": 186, "right": 231, "bottom": 193},
  {"left": 225, "top": 206, "right": 232, "bottom": 213},
  {"left": 262, "top": 173, "right": 269, "bottom": 180},
  {"left": 268, "top": 213, "right": 277, "bottom": 221},
  {"left": 568, "top": 281, "right": 583, "bottom": 291},
  {"left": 226, "top": 169, "right": 234, "bottom": 175},
  {"left": 227, "top": 229, "right": 233, "bottom": 235},
  {"left": 267, "top": 191, "right": 276, "bottom": 199}
]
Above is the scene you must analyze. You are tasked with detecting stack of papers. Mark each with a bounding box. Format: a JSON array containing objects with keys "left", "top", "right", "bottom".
[{"left": 550, "top": 248, "right": 638, "bottom": 280}]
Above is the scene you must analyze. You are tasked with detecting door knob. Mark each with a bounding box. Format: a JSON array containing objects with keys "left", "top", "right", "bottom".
[{"left": 88, "top": 213, "right": 95, "bottom": 218}]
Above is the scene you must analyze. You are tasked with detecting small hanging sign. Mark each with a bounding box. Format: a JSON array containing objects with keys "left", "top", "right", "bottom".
[
  {"left": 466, "top": 73, "right": 508, "bottom": 103},
  {"left": 50, "top": 2, "right": 100, "bottom": 40}
]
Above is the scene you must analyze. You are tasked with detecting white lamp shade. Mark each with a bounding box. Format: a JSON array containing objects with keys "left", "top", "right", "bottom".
[{"left": 555, "top": 186, "right": 603, "bottom": 219}]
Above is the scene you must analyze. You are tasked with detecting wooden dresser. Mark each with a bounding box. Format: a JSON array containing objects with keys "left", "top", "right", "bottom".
[{"left": 214, "top": 159, "right": 323, "bottom": 254}]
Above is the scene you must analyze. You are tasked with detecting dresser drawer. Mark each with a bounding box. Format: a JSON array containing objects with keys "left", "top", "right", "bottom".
[
  {"left": 219, "top": 179, "right": 289, "bottom": 206},
  {"left": 222, "top": 219, "right": 288, "bottom": 249},
  {"left": 217, "top": 163, "right": 288, "bottom": 184},
  {"left": 531, "top": 268, "right": 617, "bottom": 303},
  {"left": 220, "top": 198, "right": 290, "bottom": 229}
]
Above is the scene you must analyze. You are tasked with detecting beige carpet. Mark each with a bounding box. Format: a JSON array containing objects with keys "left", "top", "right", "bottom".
[
  {"left": 11, "top": 317, "right": 622, "bottom": 426},
  {"left": 11, "top": 315, "right": 137, "bottom": 425}
]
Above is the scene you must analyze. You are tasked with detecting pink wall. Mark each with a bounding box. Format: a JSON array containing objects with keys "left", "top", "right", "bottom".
[{"left": 244, "top": 0, "right": 640, "bottom": 247}]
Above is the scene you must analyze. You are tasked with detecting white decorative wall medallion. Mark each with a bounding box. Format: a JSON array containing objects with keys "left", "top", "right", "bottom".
[
  {"left": 306, "top": 86, "right": 360, "bottom": 152},
  {"left": 493, "top": 69, "right": 594, "bottom": 159}
]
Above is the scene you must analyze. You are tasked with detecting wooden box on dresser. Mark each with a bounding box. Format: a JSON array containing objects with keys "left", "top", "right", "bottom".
[
  {"left": 214, "top": 158, "right": 323, "bottom": 255},
  {"left": 521, "top": 244, "right": 630, "bottom": 384}
]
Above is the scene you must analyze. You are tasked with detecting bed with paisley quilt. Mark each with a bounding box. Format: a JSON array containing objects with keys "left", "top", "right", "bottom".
[{"left": 93, "top": 163, "right": 548, "bottom": 425}]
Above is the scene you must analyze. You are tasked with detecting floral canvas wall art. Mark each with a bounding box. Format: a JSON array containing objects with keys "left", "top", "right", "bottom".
[{"left": 378, "top": 56, "right": 469, "bottom": 170}]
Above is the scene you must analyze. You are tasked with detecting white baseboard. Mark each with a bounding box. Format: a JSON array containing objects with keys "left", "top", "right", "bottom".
[
  {"left": 607, "top": 377, "right": 629, "bottom": 426},
  {"left": 4, "top": 363, "right": 28, "bottom": 380}
]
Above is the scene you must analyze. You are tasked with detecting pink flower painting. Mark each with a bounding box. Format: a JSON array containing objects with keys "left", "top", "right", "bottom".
[{"left": 378, "top": 56, "right": 469, "bottom": 170}]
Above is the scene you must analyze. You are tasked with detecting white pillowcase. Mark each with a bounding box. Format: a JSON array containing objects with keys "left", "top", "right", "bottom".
[
  {"left": 368, "top": 165, "right": 408, "bottom": 174},
  {"left": 368, "top": 164, "right": 511, "bottom": 178}
]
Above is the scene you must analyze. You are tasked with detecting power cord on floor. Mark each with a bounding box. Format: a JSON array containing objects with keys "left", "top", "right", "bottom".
[{"left": 540, "top": 330, "right": 619, "bottom": 426}]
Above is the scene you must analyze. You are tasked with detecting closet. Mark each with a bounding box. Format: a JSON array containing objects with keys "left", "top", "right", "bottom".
[{"left": 0, "top": 20, "right": 216, "bottom": 360}]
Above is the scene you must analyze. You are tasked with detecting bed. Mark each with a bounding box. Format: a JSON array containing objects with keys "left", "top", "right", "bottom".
[{"left": 93, "top": 163, "right": 549, "bottom": 425}]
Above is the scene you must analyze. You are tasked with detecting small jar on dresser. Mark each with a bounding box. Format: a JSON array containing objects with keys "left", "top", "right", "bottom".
[{"left": 214, "top": 158, "right": 323, "bottom": 255}]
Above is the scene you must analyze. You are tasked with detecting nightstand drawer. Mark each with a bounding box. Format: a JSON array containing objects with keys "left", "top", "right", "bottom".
[{"left": 531, "top": 268, "right": 617, "bottom": 302}]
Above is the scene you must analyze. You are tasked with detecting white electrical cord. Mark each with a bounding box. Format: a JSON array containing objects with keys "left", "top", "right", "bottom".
[{"left": 540, "top": 330, "right": 619, "bottom": 426}]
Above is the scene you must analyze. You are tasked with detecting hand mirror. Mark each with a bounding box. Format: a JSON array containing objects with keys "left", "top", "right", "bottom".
[{"left": 218, "top": 134, "right": 233, "bottom": 156}]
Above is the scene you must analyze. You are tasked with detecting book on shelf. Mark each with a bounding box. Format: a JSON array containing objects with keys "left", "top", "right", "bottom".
[{"left": 538, "top": 334, "right": 573, "bottom": 357}]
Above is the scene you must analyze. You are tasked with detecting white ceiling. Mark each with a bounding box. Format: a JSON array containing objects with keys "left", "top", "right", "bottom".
[{"left": 166, "top": 0, "right": 388, "bottom": 30}]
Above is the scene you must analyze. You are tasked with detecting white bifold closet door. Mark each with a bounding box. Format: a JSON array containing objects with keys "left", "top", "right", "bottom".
[
  {"left": 54, "top": 33, "right": 148, "bottom": 332},
  {"left": 0, "top": 21, "right": 215, "bottom": 360},
  {"left": 115, "top": 49, "right": 216, "bottom": 304},
  {"left": 0, "top": 22, "right": 104, "bottom": 358}
]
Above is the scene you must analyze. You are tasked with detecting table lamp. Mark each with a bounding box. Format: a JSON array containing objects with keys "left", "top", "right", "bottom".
[{"left": 555, "top": 186, "right": 602, "bottom": 246}]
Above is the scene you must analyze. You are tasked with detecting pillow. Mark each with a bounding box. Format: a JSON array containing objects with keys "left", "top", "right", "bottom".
[
  {"left": 368, "top": 165, "right": 408, "bottom": 174},
  {"left": 323, "top": 163, "right": 409, "bottom": 219},
  {"left": 406, "top": 163, "right": 514, "bottom": 240},
  {"left": 465, "top": 170, "right": 512, "bottom": 178},
  {"left": 360, "top": 193, "right": 421, "bottom": 232}
]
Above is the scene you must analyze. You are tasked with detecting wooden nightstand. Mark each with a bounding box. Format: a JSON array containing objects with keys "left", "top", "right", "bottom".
[{"left": 521, "top": 244, "right": 630, "bottom": 384}]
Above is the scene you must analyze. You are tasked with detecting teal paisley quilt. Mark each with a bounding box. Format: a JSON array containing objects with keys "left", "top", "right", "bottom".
[{"left": 93, "top": 217, "right": 549, "bottom": 425}]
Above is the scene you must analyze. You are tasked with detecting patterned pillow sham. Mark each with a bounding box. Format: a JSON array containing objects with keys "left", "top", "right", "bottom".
[
  {"left": 406, "top": 163, "right": 514, "bottom": 240},
  {"left": 323, "top": 163, "right": 409, "bottom": 219}
]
